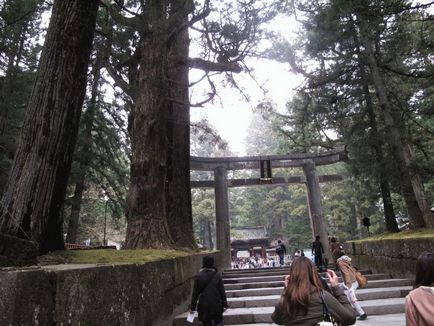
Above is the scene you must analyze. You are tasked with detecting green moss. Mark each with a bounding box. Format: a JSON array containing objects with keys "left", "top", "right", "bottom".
[
  {"left": 350, "top": 228, "right": 434, "bottom": 243},
  {"left": 40, "top": 249, "right": 209, "bottom": 265}
]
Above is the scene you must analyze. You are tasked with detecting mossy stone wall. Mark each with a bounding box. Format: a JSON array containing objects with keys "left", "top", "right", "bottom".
[
  {"left": 0, "top": 251, "right": 222, "bottom": 326},
  {"left": 343, "top": 238, "right": 434, "bottom": 279}
]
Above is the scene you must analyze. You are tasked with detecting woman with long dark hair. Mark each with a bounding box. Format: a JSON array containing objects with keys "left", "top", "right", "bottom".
[
  {"left": 271, "top": 256, "right": 356, "bottom": 326},
  {"left": 405, "top": 251, "right": 434, "bottom": 326}
]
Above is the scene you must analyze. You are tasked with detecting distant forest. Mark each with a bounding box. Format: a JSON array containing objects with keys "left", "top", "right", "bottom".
[{"left": 0, "top": 0, "right": 433, "bottom": 254}]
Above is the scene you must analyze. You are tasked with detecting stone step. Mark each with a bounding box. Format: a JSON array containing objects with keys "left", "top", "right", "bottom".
[
  {"left": 227, "top": 286, "right": 411, "bottom": 308},
  {"left": 175, "top": 267, "right": 411, "bottom": 326},
  {"left": 223, "top": 268, "right": 290, "bottom": 277},
  {"left": 225, "top": 280, "right": 284, "bottom": 290},
  {"left": 223, "top": 270, "right": 290, "bottom": 279},
  {"left": 361, "top": 297, "right": 406, "bottom": 314},
  {"left": 224, "top": 273, "right": 390, "bottom": 284},
  {"left": 225, "top": 279, "right": 412, "bottom": 297},
  {"left": 224, "top": 267, "right": 290, "bottom": 273},
  {"left": 223, "top": 268, "right": 372, "bottom": 283},
  {"left": 223, "top": 268, "right": 371, "bottom": 279},
  {"left": 226, "top": 287, "right": 283, "bottom": 298},
  {"left": 356, "top": 286, "right": 411, "bottom": 300},
  {"left": 224, "top": 277, "right": 411, "bottom": 291},
  {"left": 363, "top": 278, "right": 412, "bottom": 289},
  {"left": 173, "top": 299, "right": 406, "bottom": 325}
]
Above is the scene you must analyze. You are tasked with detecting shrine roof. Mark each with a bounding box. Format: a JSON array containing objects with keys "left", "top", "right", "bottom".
[{"left": 230, "top": 226, "right": 268, "bottom": 241}]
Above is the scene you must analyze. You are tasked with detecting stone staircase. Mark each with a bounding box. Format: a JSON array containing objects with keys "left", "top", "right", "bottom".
[{"left": 173, "top": 267, "right": 412, "bottom": 326}]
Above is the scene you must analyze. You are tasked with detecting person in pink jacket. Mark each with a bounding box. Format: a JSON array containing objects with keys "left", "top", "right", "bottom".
[{"left": 405, "top": 251, "right": 434, "bottom": 326}]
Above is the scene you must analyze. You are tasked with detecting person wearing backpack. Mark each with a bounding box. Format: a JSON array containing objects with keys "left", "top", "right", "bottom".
[
  {"left": 276, "top": 240, "right": 287, "bottom": 267},
  {"left": 190, "top": 256, "right": 228, "bottom": 326}
]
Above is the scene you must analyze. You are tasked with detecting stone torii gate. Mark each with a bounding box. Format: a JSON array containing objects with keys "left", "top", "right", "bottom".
[{"left": 190, "top": 148, "right": 345, "bottom": 268}]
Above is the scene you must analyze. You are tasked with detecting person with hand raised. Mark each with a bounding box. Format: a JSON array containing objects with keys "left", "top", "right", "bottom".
[{"left": 271, "top": 256, "right": 356, "bottom": 326}]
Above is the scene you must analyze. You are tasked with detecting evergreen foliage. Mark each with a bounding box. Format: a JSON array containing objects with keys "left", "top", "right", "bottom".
[
  {"left": 0, "top": 0, "right": 47, "bottom": 194},
  {"left": 265, "top": 0, "right": 434, "bottom": 231},
  {"left": 0, "top": 0, "right": 432, "bottom": 255}
]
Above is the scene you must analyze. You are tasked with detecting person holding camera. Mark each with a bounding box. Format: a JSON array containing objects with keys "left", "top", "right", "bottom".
[{"left": 271, "top": 256, "right": 356, "bottom": 325}]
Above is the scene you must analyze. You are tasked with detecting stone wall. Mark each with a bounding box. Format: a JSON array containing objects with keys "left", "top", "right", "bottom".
[
  {"left": 343, "top": 238, "right": 434, "bottom": 279},
  {"left": 0, "top": 233, "right": 38, "bottom": 267},
  {"left": 0, "top": 251, "right": 223, "bottom": 326}
]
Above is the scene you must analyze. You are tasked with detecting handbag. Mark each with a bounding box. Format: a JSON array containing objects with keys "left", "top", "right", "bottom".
[
  {"left": 355, "top": 271, "right": 368, "bottom": 288},
  {"left": 317, "top": 291, "right": 338, "bottom": 326}
]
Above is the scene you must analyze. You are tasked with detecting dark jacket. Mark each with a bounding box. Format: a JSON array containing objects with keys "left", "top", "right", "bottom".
[
  {"left": 312, "top": 240, "right": 324, "bottom": 255},
  {"left": 271, "top": 285, "right": 356, "bottom": 326},
  {"left": 276, "top": 244, "right": 287, "bottom": 256},
  {"left": 190, "top": 268, "right": 228, "bottom": 321}
]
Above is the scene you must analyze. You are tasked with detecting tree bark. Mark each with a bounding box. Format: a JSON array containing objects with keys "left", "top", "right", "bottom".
[
  {"left": 0, "top": 0, "right": 99, "bottom": 254},
  {"left": 357, "top": 15, "right": 433, "bottom": 228},
  {"left": 0, "top": 1, "right": 39, "bottom": 194},
  {"left": 354, "top": 36, "right": 399, "bottom": 232},
  {"left": 66, "top": 52, "right": 102, "bottom": 244},
  {"left": 165, "top": 0, "right": 197, "bottom": 249},
  {"left": 124, "top": 2, "right": 173, "bottom": 248}
]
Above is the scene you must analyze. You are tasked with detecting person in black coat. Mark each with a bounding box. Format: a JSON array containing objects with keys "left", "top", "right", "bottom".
[
  {"left": 312, "top": 235, "right": 324, "bottom": 271},
  {"left": 190, "top": 256, "right": 228, "bottom": 326},
  {"left": 276, "top": 240, "right": 287, "bottom": 267}
]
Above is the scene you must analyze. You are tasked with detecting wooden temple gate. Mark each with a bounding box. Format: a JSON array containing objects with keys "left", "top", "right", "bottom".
[{"left": 190, "top": 148, "right": 345, "bottom": 268}]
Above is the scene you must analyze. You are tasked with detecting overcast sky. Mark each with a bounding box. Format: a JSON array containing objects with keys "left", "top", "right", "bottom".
[
  {"left": 190, "top": 60, "right": 300, "bottom": 155},
  {"left": 189, "top": 1, "right": 433, "bottom": 156},
  {"left": 189, "top": 14, "right": 301, "bottom": 156}
]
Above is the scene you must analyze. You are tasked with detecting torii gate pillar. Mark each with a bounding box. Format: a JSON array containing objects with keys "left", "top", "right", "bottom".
[
  {"left": 214, "top": 166, "right": 231, "bottom": 269},
  {"left": 303, "top": 160, "right": 332, "bottom": 262}
]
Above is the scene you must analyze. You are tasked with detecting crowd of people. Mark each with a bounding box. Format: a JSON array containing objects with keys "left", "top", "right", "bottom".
[
  {"left": 190, "top": 241, "right": 433, "bottom": 326},
  {"left": 230, "top": 256, "right": 278, "bottom": 269}
]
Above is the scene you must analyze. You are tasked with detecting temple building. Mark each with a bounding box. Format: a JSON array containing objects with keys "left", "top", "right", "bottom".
[{"left": 230, "top": 226, "right": 269, "bottom": 259}]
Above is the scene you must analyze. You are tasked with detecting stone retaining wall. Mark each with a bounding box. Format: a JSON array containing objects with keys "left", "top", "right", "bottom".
[
  {"left": 0, "top": 233, "right": 38, "bottom": 267},
  {"left": 0, "top": 251, "right": 223, "bottom": 326},
  {"left": 343, "top": 238, "right": 434, "bottom": 279}
]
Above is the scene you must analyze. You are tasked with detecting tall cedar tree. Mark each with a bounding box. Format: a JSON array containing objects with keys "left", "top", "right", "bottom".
[
  {"left": 65, "top": 51, "right": 103, "bottom": 244},
  {"left": 273, "top": 0, "right": 433, "bottom": 229},
  {"left": 0, "top": 0, "right": 99, "bottom": 254},
  {"left": 104, "top": 0, "right": 274, "bottom": 248},
  {"left": 355, "top": 7, "right": 433, "bottom": 228},
  {"left": 0, "top": 0, "right": 46, "bottom": 194}
]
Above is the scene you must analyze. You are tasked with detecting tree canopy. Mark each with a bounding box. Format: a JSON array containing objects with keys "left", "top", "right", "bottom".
[{"left": 0, "top": 0, "right": 432, "bottom": 255}]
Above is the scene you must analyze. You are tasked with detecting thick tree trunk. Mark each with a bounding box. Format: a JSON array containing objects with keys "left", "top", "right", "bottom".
[
  {"left": 356, "top": 52, "right": 399, "bottom": 232},
  {"left": 124, "top": 12, "right": 173, "bottom": 248},
  {"left": 379, "top": 180, "right": 400, "bottom": 231},
  {"left": 0, "top": 0, "right": 99, "bottom": 254},
  {"left": 165, "top": 0, "right": 197, "bottom": 249},
  {"left": 358, "top": 16, "right": 433, "bottom": 228},
  {"left": 0, "top": 4, "right": 35, "bottom": 194},
  {"left": 66, "top": 54, "right": 102, "bottom": 244}
]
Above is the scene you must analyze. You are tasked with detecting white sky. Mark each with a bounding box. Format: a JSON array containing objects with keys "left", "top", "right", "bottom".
[
  {"left": 189, "top": 1, "right": 433, "bottom": 156},
  {"left": 190, "top": 60, "right": 301, "bottom": 155},
  {"left": 190, "top": 15, "right": 301, "bottom": 156}
]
